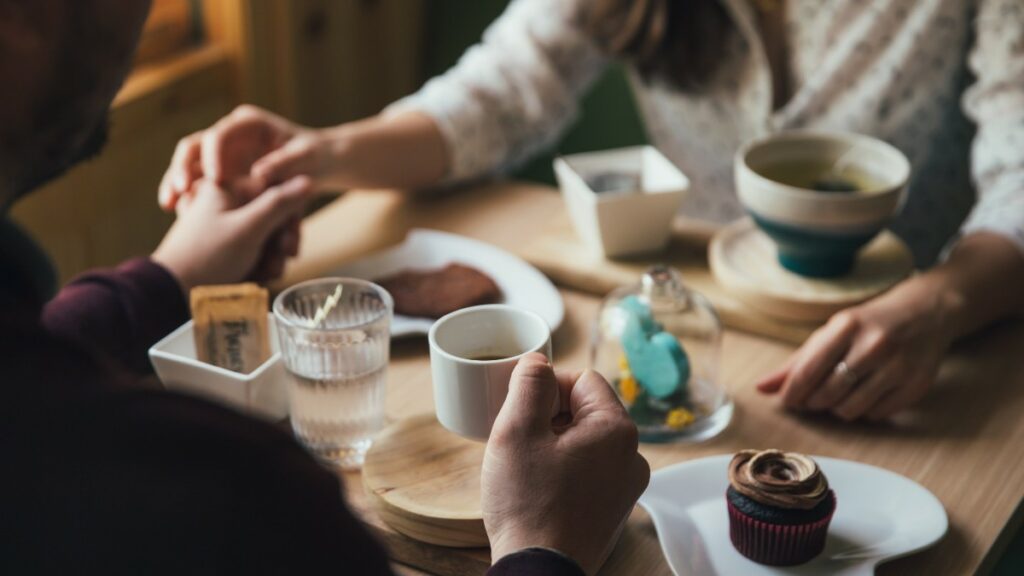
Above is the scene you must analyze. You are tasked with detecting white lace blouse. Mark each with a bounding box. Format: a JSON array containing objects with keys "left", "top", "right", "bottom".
[{"left": 388, "top": 0, "right": 1024, "bottom": 267}]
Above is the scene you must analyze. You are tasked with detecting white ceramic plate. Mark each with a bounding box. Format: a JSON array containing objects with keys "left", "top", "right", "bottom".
[
  {"left": 331, "top": 229, "right": 565, "bottom": 338},
  {"left": 638, "top": 455, "right": 947, "bottom": 576}
]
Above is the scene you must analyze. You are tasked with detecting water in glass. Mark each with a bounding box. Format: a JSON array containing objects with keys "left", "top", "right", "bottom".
[{"left": 274, "top": 278, "right": 392, "bottom": 469}]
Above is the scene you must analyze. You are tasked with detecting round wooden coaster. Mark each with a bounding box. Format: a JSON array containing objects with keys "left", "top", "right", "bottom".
[
  {"left": 709, "top": 218, "right": 914, "bottom": 323},
  {"left": 362, "top": 414, "right": 488, "bottom": 547}
]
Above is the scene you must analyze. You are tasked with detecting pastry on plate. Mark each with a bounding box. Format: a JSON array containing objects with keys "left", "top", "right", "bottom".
[
  {"left": 726, "top": 449, "right": 836, "bottom": 566},
  {"left": 376, "top": 263, "right": 501, "bottom": 319}
]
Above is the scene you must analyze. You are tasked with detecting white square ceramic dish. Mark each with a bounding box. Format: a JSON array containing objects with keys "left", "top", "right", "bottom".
[
  {"left": 554, "top": 146, "right": 689, "bottom": 258},
  {"left": 148, "top": 313, "right": 289, "bottom": 421}
]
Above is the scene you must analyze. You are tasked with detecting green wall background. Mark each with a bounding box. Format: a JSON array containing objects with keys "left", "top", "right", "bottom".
[
  {"left": 421, "top": 0, "right": 647, "bottom": 184},
  {"left": 417, "top": 2, "right": 1024, "bottom": 573}
]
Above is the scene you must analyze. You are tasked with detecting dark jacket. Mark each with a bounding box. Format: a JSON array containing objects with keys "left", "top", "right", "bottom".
[{"left": 0, "top": 220, "right": 580, "bottom": 575}]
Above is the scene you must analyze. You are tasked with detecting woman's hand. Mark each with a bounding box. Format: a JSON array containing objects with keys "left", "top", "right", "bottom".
[
  {"left": 152, "top": 176, "right": 312, "bottom": 293},
  {"left": 157, "top": 105, "right": 336, "bottom": 211},
  {"left": 757, "top": 232, "right": 1024, "bottom": 422},
  {"left": 158, "top": 106, "right": 449, "bottom": 213},
  {"left": 482, "top": 354, "right": 650, "bottom": 575},
  {"left": 755, "top": 274, "right": 962, "bottom": 421}
]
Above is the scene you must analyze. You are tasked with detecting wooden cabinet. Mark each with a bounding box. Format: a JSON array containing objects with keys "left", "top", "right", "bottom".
[{"left": 11, "top": 0, "right": 422, "bottom": 284}]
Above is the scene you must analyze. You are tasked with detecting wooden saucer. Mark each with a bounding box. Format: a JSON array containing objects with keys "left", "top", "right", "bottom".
[
  {"left": 709, "top": 218, "right": 914, "bottom": 323},
  {"left": 362, "top": 414, "right": 488, "bottom": 548}
]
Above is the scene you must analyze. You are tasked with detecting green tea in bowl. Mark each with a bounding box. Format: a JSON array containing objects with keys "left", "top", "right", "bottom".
[
  {"left": 735, "top": 131, "right": 910, "bottom": 278},
  {"left": 756, "top": 160, "right": 888, "bottom": 195}
]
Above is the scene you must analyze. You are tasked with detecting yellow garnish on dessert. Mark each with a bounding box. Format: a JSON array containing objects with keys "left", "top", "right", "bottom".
[
  {"left": 619, "top": 375, "right": 639, "bottom": 405},
  {"left": 618, "top": 354, "right": 630, "bottom": 371},
  {"left": 666, "top": 407, "right": 695, "bottom": 429}
]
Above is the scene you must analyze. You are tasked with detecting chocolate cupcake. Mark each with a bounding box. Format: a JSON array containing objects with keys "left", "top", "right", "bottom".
[{"left": 726, "top": 449, "right": 836, "bottom": 566}]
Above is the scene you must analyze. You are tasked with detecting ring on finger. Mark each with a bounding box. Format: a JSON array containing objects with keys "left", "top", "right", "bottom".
[
  {"left": 834, "top": 361, "right": 860, "bottom": 387},
  {"left": 805, "top": 360, "right": 861, "bottom": 410}
]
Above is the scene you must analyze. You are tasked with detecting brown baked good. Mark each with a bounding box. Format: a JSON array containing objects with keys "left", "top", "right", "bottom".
[
  {"left": 376, "top": 263, "right": 502, "bottom": 319},
  {"left": 726, "top": 449, "right": 836, "bottom": 566}
]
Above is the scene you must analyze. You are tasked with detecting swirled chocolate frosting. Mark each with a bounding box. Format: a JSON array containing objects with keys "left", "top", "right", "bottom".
[{"left": 728, "top": 449, "right": 829, "bottom": 510}]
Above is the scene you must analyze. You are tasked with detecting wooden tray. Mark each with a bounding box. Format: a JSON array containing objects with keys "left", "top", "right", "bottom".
[
  {"left": 709, "top": 219, "right": 914, "bottom": 323},
  {"left": 518, "top": 214, "right": 818, "bottom": 345},
  {"left": 363, "top": 415, "right": 487, "bottom": 548}
]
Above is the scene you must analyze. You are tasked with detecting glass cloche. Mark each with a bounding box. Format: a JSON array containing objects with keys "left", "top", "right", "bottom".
[{"left": 591, "top": 265, "right": 731, "bottom": 442}]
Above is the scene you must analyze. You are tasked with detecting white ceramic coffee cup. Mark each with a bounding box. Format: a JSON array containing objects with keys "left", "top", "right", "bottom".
[{"left": 428, "top": 304, "right": 553, "bottom": 441}]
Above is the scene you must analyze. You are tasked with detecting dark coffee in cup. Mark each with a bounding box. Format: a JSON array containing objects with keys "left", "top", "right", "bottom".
[{"left": 462, "top": 349, "right": 522, "bottom": 361}]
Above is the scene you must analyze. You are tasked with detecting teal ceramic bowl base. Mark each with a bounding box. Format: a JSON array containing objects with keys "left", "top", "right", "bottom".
[
  {"left": 778, "top": 251, "right": 856, "bottom": 278},
  {"left": 751, "top": 214, "right": 880, "bottom": 279}
]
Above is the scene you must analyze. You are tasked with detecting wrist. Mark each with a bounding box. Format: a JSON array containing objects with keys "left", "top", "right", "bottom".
[
  {"left": 905, "top": 270, "right": 968, "bottom": 344},
  {"left": 151, "top": 242, "right": 196, "bottom": 297},
  {"left": 490, "top": 531, "right": 586, "bottom": 574},
  {"left": 317, "top": 125, "right": 356, "bottom": 188},
  {"left": 489, "top": 547, "right": 586, "bottom": 576}
]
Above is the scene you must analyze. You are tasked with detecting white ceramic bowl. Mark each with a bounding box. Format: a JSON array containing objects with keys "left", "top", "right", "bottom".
[
  {"left": 148, "top": 313, "right": 289, "bottom": 421},
  {"left": 735, "top": 131, "right": 910, "bottom": 277},
  {"left": 555, "top": 146, "right": 689, "bottom": 258}
]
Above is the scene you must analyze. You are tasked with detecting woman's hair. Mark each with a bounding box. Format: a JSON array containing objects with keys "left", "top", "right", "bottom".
[{"left": 584, "top": 0, "right": 732, "bottom": 89}]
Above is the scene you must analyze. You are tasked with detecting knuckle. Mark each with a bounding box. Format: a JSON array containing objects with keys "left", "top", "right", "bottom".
[
  {"left": 174, "top": 137, "right": 195, "bottom": 155},
  {"left": 830, "top": 310, "right": 859, "bottom": 333},
  {"left": 617, "top": 418, "right": 640, "bottom": 449},
  {"left": 232, "top": 104, "right": 260, "bottom": 117},
  {"left": 591, "top": 414, "right": 629, "bottom": 445},
  {"left": 292, "top": 134, "right": 316, "bottom": 151},
  {"left": 581, "top": 369, "right": 611, "bottom": 388},
  {"left": 514, "top": 358, "right": 553, "bottom": 382},
  {"left": 634, "top": 455, "right": 652, "bottom": 492},
  {"left": 864, "top": 328, "right": 892, "bottom": 354},
  {"left": 593, "top": 411, "right": 639, "bottom": 452}
]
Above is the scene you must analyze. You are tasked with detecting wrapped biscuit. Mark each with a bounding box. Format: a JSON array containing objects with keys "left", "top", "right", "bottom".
[{"left": 190, "top": 283, "right": 270, "bottom": 374}]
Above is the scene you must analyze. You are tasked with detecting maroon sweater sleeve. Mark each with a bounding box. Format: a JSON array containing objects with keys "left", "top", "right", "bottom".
[
  {"left": 488, "top": 548, "right": 586, "bottom": 576},
  {"left": 40, "top": 257, "right": 189, "bottom": 376}
]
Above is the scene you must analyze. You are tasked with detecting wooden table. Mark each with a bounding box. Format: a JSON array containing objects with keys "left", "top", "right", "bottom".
[{"left": 280, "top": 182, "right": 1024, "bottom": 576}]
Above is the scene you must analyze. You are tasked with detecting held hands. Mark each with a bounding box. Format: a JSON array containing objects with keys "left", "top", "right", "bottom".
[
  {"left": 159, "top": 104, "right": 449, "bottom": 213},
  {"left": 755, "top": 276, "right": 960, "bottom": 421},
  {"left": 483, "top": 353, "right": 650, "bottom": 575},
  {"left": 152, "top": 176, "right": 312, "bottom": 293},
  {"left": 154, "top": 104, "right": 339, "bottom": 291},
  {"left": 158, "top": 105, "right": 339, "bottom": 212}
]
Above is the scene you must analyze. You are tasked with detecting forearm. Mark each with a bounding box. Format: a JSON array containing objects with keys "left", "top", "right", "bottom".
[
  {"left": 924, "top": 232, "right": 1024, "bottom": 341},
  {"left": 41, "top": 258, "right": 189, "bottom": 375},
  {"left": 320, "top": 111, "right": 449, "bottom": 191}
]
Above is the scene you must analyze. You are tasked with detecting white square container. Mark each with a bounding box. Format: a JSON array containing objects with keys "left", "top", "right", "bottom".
[
  {"left": 148, "top": 313, "right": 289, "bottom": 421},
  {"left": 554, "top": 146, "right": 689, "bottom": 258}
]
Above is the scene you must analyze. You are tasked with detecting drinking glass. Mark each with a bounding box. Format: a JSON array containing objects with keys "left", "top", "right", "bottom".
[{"left": 273, "top": 278, "right": 392, "bottom": 469}]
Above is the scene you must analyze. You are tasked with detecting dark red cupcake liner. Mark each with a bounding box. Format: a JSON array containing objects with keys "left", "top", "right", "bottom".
[{"left": 727, "top": 491, "right": 836, "bottom": 566}]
